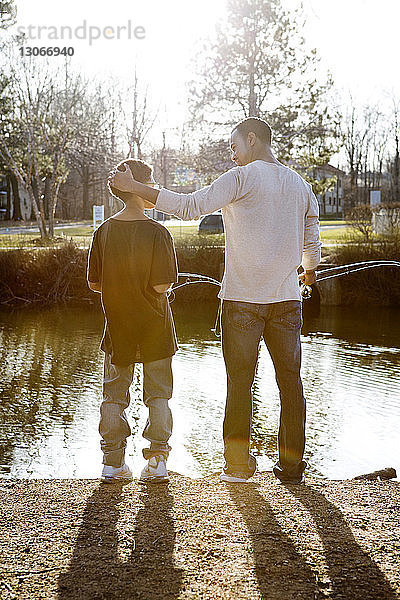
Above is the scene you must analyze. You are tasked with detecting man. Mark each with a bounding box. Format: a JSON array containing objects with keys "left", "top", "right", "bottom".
[
  {"left": 109, "top": 117, "right": 321, "bottom": 484},
  {"left": 88, "top": 158, "right": 178, "bottom": 483}
]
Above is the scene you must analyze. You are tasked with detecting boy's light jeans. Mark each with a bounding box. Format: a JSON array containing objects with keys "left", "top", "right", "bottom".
[{"left": 100, "top": 354, "right": 173, "bottom": 467}]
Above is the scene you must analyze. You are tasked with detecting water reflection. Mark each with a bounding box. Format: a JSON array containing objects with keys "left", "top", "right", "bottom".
[{"left": 0, "top": 304, "right": 399, "bottom": 480}]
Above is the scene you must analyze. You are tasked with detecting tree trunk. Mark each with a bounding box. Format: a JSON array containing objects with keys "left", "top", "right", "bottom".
[
  {"left": 31, "top": 176, "right": 48, "bottom": 237},
  {"left": 9, "top": 172, "right": 22, "bottom": 220},
  {"left": 43, "top": 177, "right": 51, "bottom": 219},
  {"left": 393, "top": 146, "right": 399, "bottom": 203},
  {"left": 48, "top": 190, "right": 54, "bottom": 237},
  {"left": 5, "top": 174, "right": 11, "bottom": 220},
  {"left": 48, "top": 178, "right": 61, "bottom": 237},
  {"left": 27, "top": 186, "right": 46, "bottom": 237},
  {"left": 82, "top": 165, "right": 90, "bottom": 219}
]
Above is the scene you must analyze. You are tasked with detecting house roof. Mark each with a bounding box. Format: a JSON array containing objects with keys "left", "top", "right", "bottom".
[{"left": 286, "top": 159, "right": 346, "bottom": 176}]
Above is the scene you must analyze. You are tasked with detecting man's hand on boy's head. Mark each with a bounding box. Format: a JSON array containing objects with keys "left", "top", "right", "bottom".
[{"left": 108, "top": 163, "right": 136, "bottom": 193}]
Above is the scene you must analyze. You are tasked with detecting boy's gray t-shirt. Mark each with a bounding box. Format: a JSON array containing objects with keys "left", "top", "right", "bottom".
[{"left": 88, "top": 218, "right": 178, "bottom": 366}]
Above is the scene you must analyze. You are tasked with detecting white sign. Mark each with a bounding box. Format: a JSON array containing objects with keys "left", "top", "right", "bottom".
[
  {"left": 93, "top": 205, "right": 104, "bottom": 229},
  {"left": 370, "top": 190, "right": 381, "bottom": 206}
]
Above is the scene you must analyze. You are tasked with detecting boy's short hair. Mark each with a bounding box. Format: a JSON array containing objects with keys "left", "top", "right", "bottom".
[
  {"left": 233, "top": 117, "right": 272, "bottom": 145},
  {"left": 109, "top": 158, "right": 153, "bottom": 203}
]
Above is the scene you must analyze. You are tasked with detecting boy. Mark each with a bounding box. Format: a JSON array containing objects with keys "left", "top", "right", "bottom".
[{"left": 87, "top": 158, "right": 178, "bottom": 483}]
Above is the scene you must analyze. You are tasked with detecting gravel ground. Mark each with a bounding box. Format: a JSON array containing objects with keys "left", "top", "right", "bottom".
[{"left": 1, "top": 473, "right": 399, "bottom": 600}]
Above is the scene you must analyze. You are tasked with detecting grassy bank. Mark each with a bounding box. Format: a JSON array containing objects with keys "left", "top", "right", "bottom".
[
  {"left": 0, "top": 220, "right": 350, "bottom": 249},
  {"left": 330, "top": 235, "right": 400, "bottom": 305},
  {"left": 0, "top": 240, "right": 224, "bottom": 307},
  {"left": 1, "top": 231, "right": 399, "bottom": 307}
]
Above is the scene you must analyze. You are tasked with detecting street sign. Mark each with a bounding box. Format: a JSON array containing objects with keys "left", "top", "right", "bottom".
[
  {"left": 93, "top": 205, "right": 104, "bottom": 230},
  {"left": 370, "top": 190, "right": 381, "bottom": 206}
]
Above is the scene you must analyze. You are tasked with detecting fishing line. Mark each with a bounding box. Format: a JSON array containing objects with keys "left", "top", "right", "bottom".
[{"left": 169, "top": 261, "right": 400, "bottom": 337}]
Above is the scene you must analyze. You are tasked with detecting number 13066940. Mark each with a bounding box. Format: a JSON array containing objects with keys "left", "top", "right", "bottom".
[{"left": 19, "top": 47, "right": 75, "bottom": 57}]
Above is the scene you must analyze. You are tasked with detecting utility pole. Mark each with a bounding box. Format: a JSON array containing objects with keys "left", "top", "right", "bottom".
[
  {"left": 161, "top": 131, "right": 167, "bottom": 188},
  {"left": 158, "top": 131, "right": 167, "bottom": 222}
]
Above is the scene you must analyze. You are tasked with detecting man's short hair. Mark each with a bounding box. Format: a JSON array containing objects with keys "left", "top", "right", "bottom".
[
  {"left": 109, "top": 158, "right": 153, "bottom": 203},
  {"left": 233, "top": 117, "right": 272, "bottom": 145}
]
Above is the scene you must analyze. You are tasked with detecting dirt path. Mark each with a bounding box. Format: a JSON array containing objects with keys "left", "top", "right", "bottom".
[{"left": 1, "top": 473, "right": 399, "bottom": 599}]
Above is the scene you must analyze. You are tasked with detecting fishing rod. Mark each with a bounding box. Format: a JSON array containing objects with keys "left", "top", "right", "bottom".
[
  {"left": 316, "top": 260, "right": 400, "bottom": 281},
  {"left": 170, "top": 261, "right": 400, "bottom": 332},
  {"left": 300, "top": 260, "right": 400, "bottom": 298},
  {"left": 172, "top": 261, "right": 400, "bottom": 296}
]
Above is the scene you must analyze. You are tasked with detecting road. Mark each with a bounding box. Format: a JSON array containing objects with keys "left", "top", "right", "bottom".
[{"left": 0, "top": 219, "right": 347, "bottom": 234}]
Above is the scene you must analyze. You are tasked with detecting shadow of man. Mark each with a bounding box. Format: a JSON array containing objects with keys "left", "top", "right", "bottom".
[
  {"left": 228, "top": 482, "right": 318, "bottom": 599},
  {"left": 57, "top": 482, "right": 183, "bottom": 600},
  {"left": 285, "top": 484, "right": 398, "bottom": 600}
]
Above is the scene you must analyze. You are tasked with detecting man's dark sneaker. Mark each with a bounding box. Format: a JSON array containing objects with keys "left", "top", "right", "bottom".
[
  {"left": 279, "top": 473, "right": 305, "bottom": 485},
  {"left": 273, "top": 461, "right": 306, "bottom": 485}
]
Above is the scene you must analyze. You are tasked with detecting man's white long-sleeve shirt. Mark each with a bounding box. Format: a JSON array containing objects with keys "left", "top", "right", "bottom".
[{"left": 155, "top": 160, "right": 322, "bottom": 304}]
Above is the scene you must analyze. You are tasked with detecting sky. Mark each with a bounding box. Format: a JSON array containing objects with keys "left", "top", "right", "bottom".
[{"left": 6, "top": 0, "right": 400, "bottom": 150}]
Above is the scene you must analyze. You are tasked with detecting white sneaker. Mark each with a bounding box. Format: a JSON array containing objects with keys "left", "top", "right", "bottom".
[
  {"left": 140, "top": 455, "right": 169, "bottom": 483},
  {"left": 219, "top": 471, "right": 253, "bottom": 483},
  {"left": 101, "top": 463, "right": 133, "bottom": 484}
]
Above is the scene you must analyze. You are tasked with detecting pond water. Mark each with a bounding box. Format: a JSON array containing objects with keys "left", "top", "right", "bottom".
[{"left": 0, "top": 302, "right": 399, "bottom": 480}]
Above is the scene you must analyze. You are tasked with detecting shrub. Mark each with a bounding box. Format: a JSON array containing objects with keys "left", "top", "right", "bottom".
[
  {"left": 331, "top": 233, "right": 400, "bottom": 305},
  {"left": 0, "top": 242, "right": 94, "bottom": 307},
  {"left": 345, "top": 204, "right": 373, "bottom": 242},
  {"left": 0, "top": 238, "right": 224, "bottom": 307}
]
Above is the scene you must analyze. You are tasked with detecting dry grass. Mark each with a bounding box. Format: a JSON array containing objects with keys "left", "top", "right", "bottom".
[{"left": 331, "top": 233, "right": 400, "bottom": 305}]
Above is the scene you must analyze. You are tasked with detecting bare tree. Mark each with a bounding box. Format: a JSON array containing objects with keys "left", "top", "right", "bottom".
[
  {"left": 342, "top": 98, "right": 395, "bottom": 210},
  {"left": 67, "top": 81, "right": 122, "bottom": 219},
  {"left": 346, "top": 204, "right": 373, "bottom": 242},
  {"left": 187, "top": 0, "right": 340, "bottom": 185},
  {"left": 342, "top": 102, "right": 386, "bottom": 207},
  {"left": 389, "top": 99, "right": 400, "bottom": 202},
  {"left": 0, "top": 55, "right": 84, "bottom": 237},
  {"left": 123, "top": 69, "right": 158, "bottom": 159},
  {"left": 0, "top": 0, "right": 16, "bottom": 29}
]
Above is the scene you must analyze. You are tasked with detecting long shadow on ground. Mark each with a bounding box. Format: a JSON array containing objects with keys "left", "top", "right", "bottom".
[
  {"left": 286, "top": 484, "right": 398, "bottom": 600},
  {"left": 230, "top": 482, "right": 397, "bottom": 600},
  {"left": 57, "top": 482, "right": 183, "bottom": 600},
  {"left": 229, "top": 483, "right": 318, "bottom": 599}
]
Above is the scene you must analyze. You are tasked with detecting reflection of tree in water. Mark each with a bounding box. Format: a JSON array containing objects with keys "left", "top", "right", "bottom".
[
  {"left": 0, "top": 308, "right": 104, "bottom": 473},
  {"left": 172, "top": 302, "right": 219, "bottom": 343},
  {"left": 251, "top": 352, "right": 278, "bottom": 462},
  {"left": 58, "top": 483, "right": 183, "bottom": 600}
]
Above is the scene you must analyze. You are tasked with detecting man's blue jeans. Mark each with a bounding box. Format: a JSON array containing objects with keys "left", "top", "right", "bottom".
[{"left": 222, "top": 299, "right": 306, "bottom": 478}]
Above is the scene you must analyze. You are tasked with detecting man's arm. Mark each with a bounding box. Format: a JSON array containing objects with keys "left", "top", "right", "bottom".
[
  {"left": 110, "top": 163, "right": 244, "bottom": 221},
  {"left": 301, "top": 185, "right": 322, "bottom": 284}
]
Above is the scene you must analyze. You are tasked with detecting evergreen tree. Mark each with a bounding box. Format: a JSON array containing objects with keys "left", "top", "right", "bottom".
[{"left": 188, "top": 0, "right": 340, "bottom": 192}]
